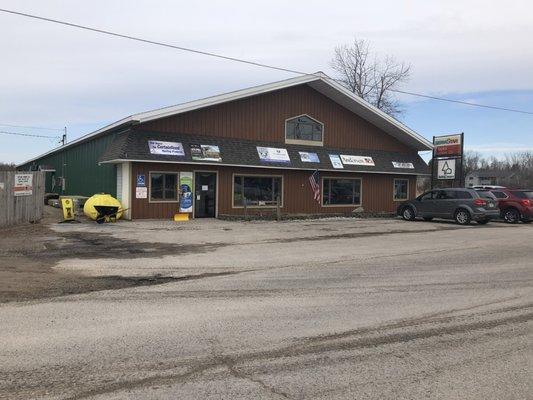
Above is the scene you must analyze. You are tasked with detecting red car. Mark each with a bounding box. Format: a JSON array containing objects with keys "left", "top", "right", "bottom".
[{"left": 485, "top": 189, "right": 533, "bottom": 223}]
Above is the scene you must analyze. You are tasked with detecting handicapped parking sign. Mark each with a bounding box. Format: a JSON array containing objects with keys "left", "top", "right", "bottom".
[{"left": 136, "top": 174, "right": 146, "bottom": 187}]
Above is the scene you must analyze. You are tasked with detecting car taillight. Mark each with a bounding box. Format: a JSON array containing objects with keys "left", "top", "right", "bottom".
[
  {"left": 520, "top": 199, "right": 532, "bottom": 207},
  {"left": 473, "top": 198, "right": 487, "bottom": 206}
]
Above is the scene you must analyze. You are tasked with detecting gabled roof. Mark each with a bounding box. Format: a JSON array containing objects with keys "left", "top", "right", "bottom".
[{"left": 19, "top": 72, "right": 432, "bottom": 166}]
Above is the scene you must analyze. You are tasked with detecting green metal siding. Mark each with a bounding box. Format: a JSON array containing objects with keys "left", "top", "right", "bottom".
[{"left": 19, "top": 133, "right": 117, "bottom": 197}]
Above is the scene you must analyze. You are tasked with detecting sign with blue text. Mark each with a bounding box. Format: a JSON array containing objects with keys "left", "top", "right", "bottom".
[
  {"left": 148, "top": 140, "right": 185, "bottom": 156},
  {"left": 136, "top": 174, "right": 146, "bottom": 187}
]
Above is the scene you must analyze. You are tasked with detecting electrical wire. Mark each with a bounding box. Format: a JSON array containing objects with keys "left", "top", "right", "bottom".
[
  {"left": 0, "top": 123, "right": 63, "bottom": 131},
  {"left": 0, "top": 130, "right": 60, "bottom": 139},
  {"left": 1, "top": 8, "right": 532, "bottom": 115}
]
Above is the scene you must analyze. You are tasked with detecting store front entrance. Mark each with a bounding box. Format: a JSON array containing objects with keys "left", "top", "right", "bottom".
[{"left": 194, "top": 172, "right": 217, "bottom": 218}]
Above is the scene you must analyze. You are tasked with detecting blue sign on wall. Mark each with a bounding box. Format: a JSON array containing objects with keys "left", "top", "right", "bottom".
[{"left": 136, "top": 174, "right": 146, "bottom": 187}]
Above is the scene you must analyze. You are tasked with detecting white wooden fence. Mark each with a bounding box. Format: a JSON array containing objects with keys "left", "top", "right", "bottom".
[{"left": 0, "top": 171, "right": 45, "bottom": 227}]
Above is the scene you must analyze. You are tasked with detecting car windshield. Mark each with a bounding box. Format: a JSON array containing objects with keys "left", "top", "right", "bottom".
[{"left": 512, "top": 191, "right": 533, "bottom": 199}]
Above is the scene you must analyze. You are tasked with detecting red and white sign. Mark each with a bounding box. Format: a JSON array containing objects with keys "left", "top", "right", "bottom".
[
  {"left": 13, "top": 173, "right": 33, "bottom": 196},
  {"left": 433, "top": 134, "right": 462, "bottom": 157}
]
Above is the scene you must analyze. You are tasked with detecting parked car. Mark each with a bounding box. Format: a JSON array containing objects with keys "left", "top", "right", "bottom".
[
  {"left": 479, "top": 188, "right": 533, "bottom": 223},
  {"left": 398, "top": 188, "right": 500, "bottom": 225}
]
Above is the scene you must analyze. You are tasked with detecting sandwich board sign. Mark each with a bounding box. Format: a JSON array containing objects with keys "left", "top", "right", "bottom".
[{"left": 437, "top": 159, "right": 456, "bottom": 180}]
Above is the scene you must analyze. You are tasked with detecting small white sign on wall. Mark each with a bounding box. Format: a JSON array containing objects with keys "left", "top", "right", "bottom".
[
  {"left": 0, "top": 182, "right": 4, "bottom": 190},
  {"left": 136, "top": 186, "right": 148, "bottom": 199},
  {"left": 13, "top": 173, "right": 33, "bottom": 196}
]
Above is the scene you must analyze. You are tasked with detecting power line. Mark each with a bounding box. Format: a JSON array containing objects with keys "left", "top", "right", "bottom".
[
  {"left": 390, "top": 89, "right": 533, "bottom": 115},
  {"left": 1, "top": 7, "right": 533, "bottom": 116},
  {"left": 0, "top": 122, "right": 63, "bottom": 131},
  {"left": 0, "top": 130, "right": 60, "bottom": 139}
]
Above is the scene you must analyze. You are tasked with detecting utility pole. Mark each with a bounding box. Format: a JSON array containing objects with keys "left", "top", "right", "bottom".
[{"left": 61, "top": 126, "right": 67, "bottom": 146}]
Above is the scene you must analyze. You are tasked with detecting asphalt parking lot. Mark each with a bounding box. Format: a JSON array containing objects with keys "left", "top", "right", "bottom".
[{"left": 1, "top": 213, "right": 532, "bottom": 399}]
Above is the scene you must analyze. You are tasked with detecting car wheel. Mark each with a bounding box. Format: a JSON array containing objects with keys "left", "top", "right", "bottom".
[
  {"left": 423, "top": 217, "right": 433, "bottom": 221},
  {"left": 454, "top": 209, "right": 471, "bottom": 225},
  {"left": 402, "top": 206, "right": 416, "bottom": 221},
  {"left": 477, "top": 218, "right": 490, "bottom": 225},
  {"left": 503, "top": 208, "right": 520, "bottom": 224}
]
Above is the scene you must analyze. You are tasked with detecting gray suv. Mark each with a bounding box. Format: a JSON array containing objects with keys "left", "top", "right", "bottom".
[{"left": 397, "top": 188, "right": 500, "bottom": 225}]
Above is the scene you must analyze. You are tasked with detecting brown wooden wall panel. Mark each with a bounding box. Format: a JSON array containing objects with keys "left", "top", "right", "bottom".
[
  {"left": 137, "top": 84, "right": 415, "bottom": 154},
  {"left": 131, "top": 162, "right": 417, "bottom": 219}
]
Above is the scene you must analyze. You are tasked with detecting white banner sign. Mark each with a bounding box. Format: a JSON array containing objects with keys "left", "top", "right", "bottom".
[
  {"left": 148, "top": 140, "right": 185, "bottom": 156},
  {"left": 257, "top": 147, "right": 291, "bottom": 163},
  {"left": 329, "top": 154, "right": 344, "bottom": 169},
  {"left": 340, "top": 155, "right": 375, "bottom": 166},
  {"left": 392, "top": 162, "right": 415, "bottom": 169},
  {"left": 13, "top": 173, "right": 33, "bottom": 196},
  {"left": 437, "top": 159, "right": 456, "bottom": 180}
]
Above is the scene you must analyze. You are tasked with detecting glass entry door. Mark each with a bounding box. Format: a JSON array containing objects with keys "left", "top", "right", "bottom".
[{"left": 194, "top": 172, "right": 217, "bottom": 218}]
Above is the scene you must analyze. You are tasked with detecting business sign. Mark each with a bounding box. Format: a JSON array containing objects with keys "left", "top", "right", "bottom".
[
  {"left": 329, "top": 154, "right": 344, "bottom": 169},
  {"left": 179, "top": 172, "right": 193, "bottom": 213},
  {"left": 135, "top": 187, "right": 147, "bottom": 199},
  {"left": 13, "top": 173, "right": 33, "bottom": 196},
  {"left": 191, "top": 144, "right": 222, "bottom": 162},
  {"left": 148, "top": 140, "right": 185, "bottom": 156},
  {"left": 437, "top": 159, "right": 456, "bottom": 180},
  {"left": 299, "top": 151, "right": 320, "bottom": 163},
  {"left": 257, "top": 147, "right": 290, "bottom": 163},
  {"left": 136, "top": 174, "right": 146, "bottom": 187},
  {"left": 340, "top": 155, "right": 375, "bottom": 166},
  {"left": 392, "top": 162, "right": 415, "bottom": 169},
  {"left": 433, "top": 134, "right": 462, "bottom": 157}
]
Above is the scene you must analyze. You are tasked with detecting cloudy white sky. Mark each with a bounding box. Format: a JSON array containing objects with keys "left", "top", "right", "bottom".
[{"left": 1, "top": 0, "right": 532, "bottom": 163}]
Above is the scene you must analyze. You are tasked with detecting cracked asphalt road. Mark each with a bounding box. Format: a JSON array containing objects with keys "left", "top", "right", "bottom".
[{"left": 0, "top": 218, "right": 532, "bottom": 399}]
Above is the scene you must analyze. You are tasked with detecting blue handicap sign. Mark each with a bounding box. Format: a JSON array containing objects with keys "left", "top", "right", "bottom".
[{"left": 136, "top": 174, "right": 146, "bottom": 187}]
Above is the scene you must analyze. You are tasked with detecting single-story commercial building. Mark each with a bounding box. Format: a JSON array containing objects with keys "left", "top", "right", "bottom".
[{"left": 19, "top": 73, "right": 432, "bottom": 219}]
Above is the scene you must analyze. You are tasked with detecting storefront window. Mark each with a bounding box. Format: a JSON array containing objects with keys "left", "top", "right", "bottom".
[
  {"left": 394, "top": 179, "right": 409, "bottom": 201},
  {"left": 150, "top": 173, "right": 177, "bottom": 201},
  {"left": 285, "top": 115, "right": 323, "bottom": 143},
  {"left": 233, "top": 175, "right": 282, "bottom": 207},
  {"left": 322, "top": 178, "right": 361, "bottom": 205}
]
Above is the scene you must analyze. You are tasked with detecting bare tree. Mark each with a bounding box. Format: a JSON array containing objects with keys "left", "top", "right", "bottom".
[
  {"left": 331, "top": 38, "right": 410, "bottom": 117},
  {"left": 0, "top": 162, "right": 16, "bottom": 171}
]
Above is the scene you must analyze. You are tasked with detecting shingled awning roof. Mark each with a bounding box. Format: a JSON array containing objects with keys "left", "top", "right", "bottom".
[{"left": 100, "top": 129, "right": 429, "bottom": 175}]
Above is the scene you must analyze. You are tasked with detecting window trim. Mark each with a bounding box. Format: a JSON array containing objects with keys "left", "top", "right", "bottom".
[
  {"left": 148, "top": 171, "right": 179, "bottom": 203},
  {"left": 231, "top": 173, "right": 284, "bottom": 209},
  {"left": 284, "top": 114, "right": 324, "bottom": 146},
  {"left": 321, "top": 176, "right": 363, "bottom": 207},
  {"left": 393, "top": 178, "right": 409, "bottom": 202}
]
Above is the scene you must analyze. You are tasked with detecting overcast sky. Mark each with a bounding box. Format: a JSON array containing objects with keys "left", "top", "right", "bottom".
[{"left": 1, "top": 0, "right": 532, "bottom": 163}]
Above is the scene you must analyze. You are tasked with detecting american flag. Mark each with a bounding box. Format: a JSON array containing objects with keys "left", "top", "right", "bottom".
[{"left": 309, "top": 170, "right": 321, "bottom": 203}]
